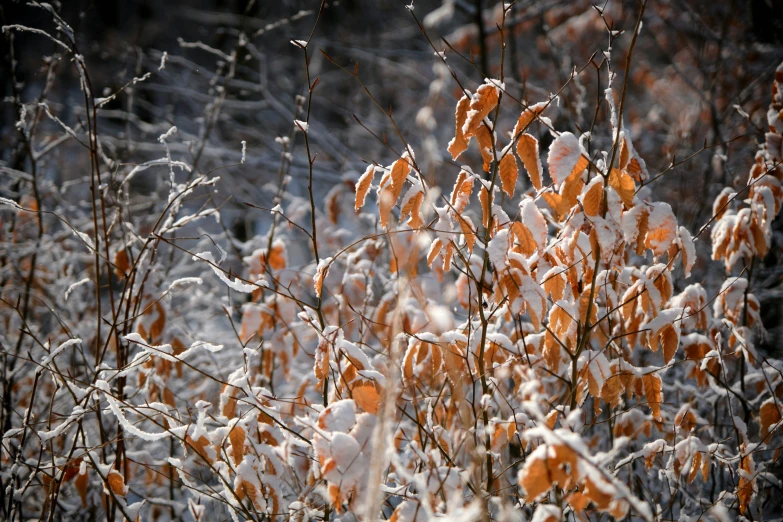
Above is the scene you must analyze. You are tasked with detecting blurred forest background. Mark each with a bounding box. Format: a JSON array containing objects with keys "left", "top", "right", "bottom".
[
  {"left": 4, "top": 0, "right": 782, "bottom": 349},
  {"left": 0, "top": 0, "right": 782, "bottom": 324}
]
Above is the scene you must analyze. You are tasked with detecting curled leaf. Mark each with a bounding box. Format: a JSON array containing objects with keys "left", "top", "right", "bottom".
[
  {"left": 355, "top": 165, "right": 376, "bottom": 211},
  {"left": 447, "top": 95, "right": 470, "bottom": 160}
]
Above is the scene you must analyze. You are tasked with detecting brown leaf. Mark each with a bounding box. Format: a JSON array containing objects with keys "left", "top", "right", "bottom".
[
  {"left": 601, "top": 373, "right": 625, "bottom": 408},
  {"left": 479, "top": 187, "right": 491, "bottom": 229},
  {"left": 352, "top": 383, "right": 381, "bottom": 414},
  {"left": 450, "top": 171, "right": 473, "bottom": 213},
  {"left": 457, "top": 214, "right": 477, "bottom": 252},
  {"left": 519, "top": 455, "right": 551, "bottom": 500},
  {"left": 185, "top": 435, "right": 214, "bottom": 464},
  {"left": 390, "top": 156, "right": 412, "bottom": 195},
  {"left": 268, "top": 242, "right": 287, "bottom": 271},
  {"left": 760, "top": 400, "right": 781, "bottom": 438},
  {"left": 636, "top": 208, "right": 649, "bottom": 256},
  {"left": 313, "top": 260, "right": 330, "bottom": 298},
  {"left": 627, "top": 158, "right": 644, "bottom": 181},
  {"left": 750, "top": 218, "right": 768, "bottom": 257},
  {"left": 644, "top": 205, "right": 678, "bottom": 256},
  {"left": 114, "top": 248, "right": 131, "bottom": 280},
  {"left": 75, "top": 469, "right": 88, "bottom": 508},
  {"left": 676, "top": 407, "right": 697, "bottom": 435},
  {"left": 402, "top": 343, "right": 416, "bottom": 383},
  {"left": 229, "top": 425, "right": 245, "bottom": 465},
  {"left": 378, "top": 184, "right": 396, "bottom": 229},
  {"left": 661, "top": 324, "right": 679, "bottom": 365},
  {"left": 512, "top": 102, "right": 547, "bottom": 136},
  {"left": 582, "top": 179, "right": 604, "bottom": 217},
  {"left": 608, "top": 168, "right": 635, "bottom": 208},
  {"left": 63, "top": 458, "right": 82, "bottom": 482},
  {"left": 510, "top": 222, "right": 536, "bottom": 256},
  {"left": 618, "top": 134, "right": 630, "bottom": 169},
  {"left": 689, "top": 452, "right": 702, "bottom": 484},
  {"left": 498, "top": 153, "right": 518, "bottom": 197},
  {"left": 737, "top": 451, "right": 755, "bottom": 514},
  {"left": 541, "top": 192, "right": 567, "bottom": 221},
  {"left": 355, "top": 165, "right": 375, "bottom": 211},
  {"left": 400, "top": 191, "right": 424, "bottom": 229},
  {"left": 149, "top": 302, "right": 166, "bottom": 343},
  {"left": 517, "top": 134, "right": 542, "bottom": 190},
  {"left": 221, "top": 385, "right": 240, "bottom": 419},
  {"left": 377, "top": 156, "right": 413, "bottom": 229},
  {"left": 442, "top": 241, "right": 454, "bottom": 271},
  {"left": 543, "top": 332, "right": 561, "bottom": 373},
  {"left": 427, "top": 238, "right": 443, "bottom": 268},
  {"left": 107, "top": 470, "right": 126, "bottom": 498},
  {"left": 543, "top": 271, "right": 565, "bottom": 302},
  {"left": 476, "top": 123, "right": 494, "bottom": 172},
  {"left": 326, "top": 189, "right": 341, "bottom": 224},
  {"left": 447, "top": 95, "right": 470, "bottom": 160},
  {"left": 561, "top": 168, "right": 586, "bottom": 211},
  {"left": 642, "top": 374, "right": 663, "bottom": 420},
  {"left": 463, "top": 82, "right": 500, "bottom": 140}
]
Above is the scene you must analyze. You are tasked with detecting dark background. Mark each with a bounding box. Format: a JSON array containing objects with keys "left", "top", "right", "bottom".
[{"left": 3, "top": 0, "right": 783, "bottom": 351}]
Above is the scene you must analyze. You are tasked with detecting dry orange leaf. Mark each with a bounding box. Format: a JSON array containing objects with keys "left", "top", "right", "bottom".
[
  {"left": 106, "top": 470, "right": 126, "bottom": 498},
  {"left": 149, "top": 302, "right": 166, "bottom": 343},
  {"left": 689, "top": 452, "right": 702, "bottom": 483},
  {"left": 450, "top": 172, "right": 473, "bottom": 213},
  {"left": 561, "top": 168, "right": 586, "bottom": 210},
  {"left": 447, "top": 95, "right": 471, "bottom": 159},
  {"left": 229, "top": 425, "right": 245, "bottom": 465},
  {"left": 608, "top": 168, "right": 635, "bottom": 207},
  {"left": 619, "top": 134, "right": 630, "bottom": 169},
  {"left": 268, "top": 242, "right": 287, "bottom": 271},
  {"left": 400, "top": 190, "right": 424, "bottom": 229},
  {"left": 760, "top": 400, "right": 781, "bottom": 438},
  {"left": 498, "top": 153, "right": 518, "bottom": 197},
  {"left": 517, "top": 134, "right": 542, "bottom": 190},
  {"left": 427, "top": 238, "right": 443, "bottom": 267},
  {"left": 543, "top": 271, "right": 565, "bottom": 302},
  {"left": 512, "top": 101, "right": 547, "bottom": 136},
  {"left": 541, "top": 192, "right": 568, "bottom": 221},
  {"left": 75, "top": 469, "right": 88, "bottom": 508},
  {"left": 352, "top": 383, "right": 381, "bottom": 414},
  {"left": 519, "top": 455, "right": 550, "bottom": 500},
  {"left": 355, "top": 164, "right": 375, "bottom": 211},
  {"left": 389, "top": 156, "right": 412, "bottom": 195},
  {"left": 737, "top": 451, "right": 755, "bottom": 514},
  {"left": 113, "top": 248, "right": 131, "bottom": 280},
  {"left": 378, "top": 173, "right": 397, "bottom": 227},
  {"left": 457, "top": 214, "right": 477, "bottom": 252},
  {"left": 660, "top": 324, "right": 679, "bottom": 365},
  {"left": 582, "top": 178, "right": 604, "bottom": 217},
  {"left": 479, "top": 187, "right": 491, "bottom": 229},
  {"left": 313, "top": 260, "right": 330, "bottom": 298},
  {"left": 476, "top": 123, "right": 494, "bottom": 172},
  {"left": 510, "top": 222, "right": 536, "bottom": 256},
  {"left": 543, "top": 331, "right": 561, "bottom": 373},
  {"left": 642, "top": 374, "right": 663, "bottom": 420},
  {"left": 463, "top": 82, "right": 500, "bottom": 140},
  {"left": 185, "top": 434, "right": 214, "bottom": 464},
  {"left": 601, "top": 373, "right": 625, "bottom": 408}
]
